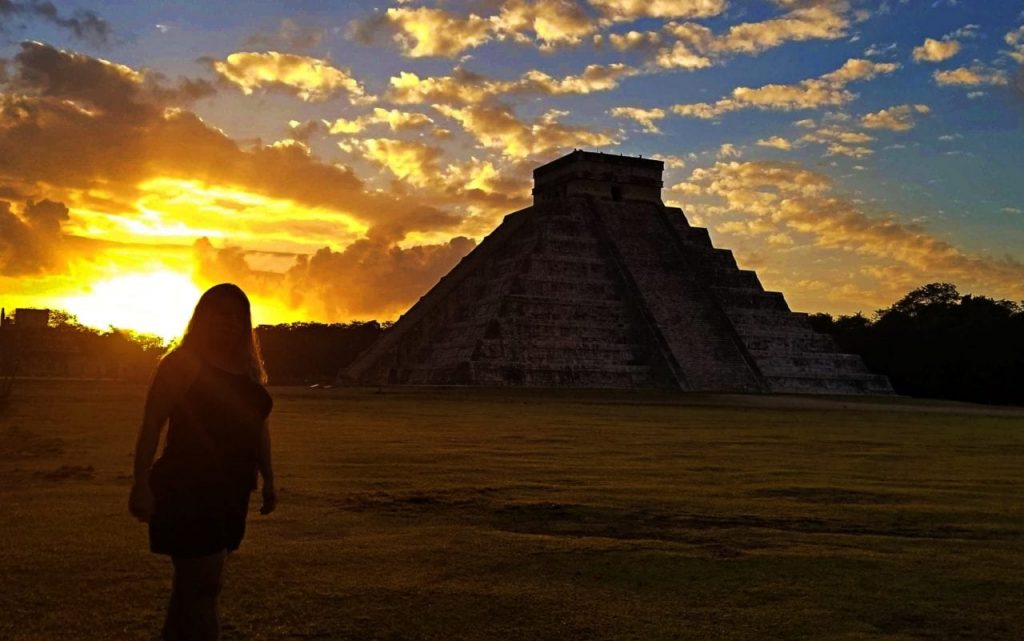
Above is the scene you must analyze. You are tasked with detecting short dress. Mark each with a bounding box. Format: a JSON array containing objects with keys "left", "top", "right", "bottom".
[{"left": 148, "top": 354, "right": 273, "bottom": 557}]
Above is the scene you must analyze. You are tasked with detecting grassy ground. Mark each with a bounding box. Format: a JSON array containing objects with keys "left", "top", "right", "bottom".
[{"left": 1, "top": 380, "right": 1023, "bottom": 640}]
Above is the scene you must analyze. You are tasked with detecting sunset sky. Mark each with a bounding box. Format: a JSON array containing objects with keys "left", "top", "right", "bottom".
[{"left": 1, "top": 0, "right": 1022, "bottom": 340}]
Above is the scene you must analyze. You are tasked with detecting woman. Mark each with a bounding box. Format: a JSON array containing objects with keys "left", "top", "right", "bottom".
[{"left": 129, "top": 283, "right": 276, "bottom": 641}]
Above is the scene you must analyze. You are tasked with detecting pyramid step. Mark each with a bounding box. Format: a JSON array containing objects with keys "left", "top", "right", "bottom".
[
  {"left": 751, "top": 352, "right": 870, "bottom": 377},
  {"left": 765, "top": 373, "right": 894, "bottom": 395},
  {"left": 741, "top": 333, "right": 838, "bottom": 353},
  {"left": 712, "top": 287, "right": 788, "bottom": 311},
  {"left": 729, "top": 308, "right": 811, "bottom": 332}
]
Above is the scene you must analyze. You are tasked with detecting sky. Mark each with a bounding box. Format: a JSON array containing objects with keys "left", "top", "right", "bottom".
[{"left": 0, "top": 0, "right": 1022, "bottom": 340}]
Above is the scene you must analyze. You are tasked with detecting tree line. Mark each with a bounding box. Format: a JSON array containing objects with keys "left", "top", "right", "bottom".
[
  {"left": 2, "top": 282, "right": 1021, "bottom": 404},
  {"left": 808, "top": 283, "right": 1024, "bottom": 405}
]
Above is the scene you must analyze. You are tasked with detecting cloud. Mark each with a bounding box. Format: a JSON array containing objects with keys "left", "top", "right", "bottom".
[
  {"left": 0, "top": 0, "right": 110, "bottom": 46},
  {"left": 346, "top": 0, "right": 731, "bottom": 59},
  {"left": 387, "top": 63, "right": 639, "bottom": 105},
  {"left": 717, "top": 143, "right": 742, "bottom": 158},
  {"left": 1005, "top": 25, "right": 1024, "bottom": 64},
  {"left": 282, "top": 235, "right": 476, "bottom": 320},
  {"left": 933, "top": 64, "right": 1008, "bottom": 87},
  {"left": 757, "top": 136, "right": 793, "bottom": 150},
  {"left": 212, "top": 51, "right": 368, "bottom": 102},
  {"left": 348, "top": 0, "right": 597, "bottom": 57},
  {"left": 371, "top": 5, "right": 493, "bottom": 57},
  {"left": 824, "top": 143, "right": 872, "bottom": 157},
  {"left": 350, "top": 138, "right": 444, "bottom": 188},
  {"left": 0, "top": 199, "right": 70, "bottom": 275},
  {"left": 387, "top": 68, "right": 499, "bottom": 105},
  {"left": 243, "top": 18, "right": 325, "bottom": 52},
  {"left": 433, "top": 102, "right": 618, "bottom": 160},
  {"left": 492, "top": 0, "right": 595, "bottom": 49},
  {"left": 864, "top": 42, "right": 897, "bottom": 57},
  {"left": 8, "top": 40, "right": 215, "bottom": 123},
  {"left": 671, "top": 160, "right": 1024, "bottom": 307},
  {"left": 655, "top": 2, "right": 850, "bottom": 69},
  {"left": 325, "top": 107, "right": 434, "bottom": 135},
  {"left": 596, "top": 30, "right": 662, "bottom": 52},
  {"left": 860, "top": 104, "right": 930, "bottom": 130},
  {"left": 654, "top": 154, "right": 689, "bottom": 169},
  {"left": 672, "top": 58, "right": 899, "bottom": 118},
  {"left": 912, "top": 37, "right": 961, "bottom": 63},
  {"left": 609, "top": 106, "right": 666, "bottom": 133},
  {"left": 588, "top": 0, "right": 726, "bottom": 21}
]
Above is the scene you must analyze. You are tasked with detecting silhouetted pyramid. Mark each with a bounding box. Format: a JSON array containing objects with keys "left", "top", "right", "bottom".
[{"left": 344, "top": 151, "right": 892, "bottom": 394}]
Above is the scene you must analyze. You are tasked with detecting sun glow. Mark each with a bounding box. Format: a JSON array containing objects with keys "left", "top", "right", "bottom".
[{"left": 56, "top": 270, "right": 203, "bottom": 342}]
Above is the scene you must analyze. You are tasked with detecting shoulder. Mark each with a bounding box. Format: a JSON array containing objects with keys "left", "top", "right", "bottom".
[{"left": 153, "top": 347, "right": 201, "bottom": 392}]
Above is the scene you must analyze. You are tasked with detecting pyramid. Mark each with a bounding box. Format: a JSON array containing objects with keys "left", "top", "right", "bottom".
[{"left": 344, "top": 151, "right": 892, "bottom": 394}]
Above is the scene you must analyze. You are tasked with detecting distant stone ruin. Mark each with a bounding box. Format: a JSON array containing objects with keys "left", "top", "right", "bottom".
[{"left": 344, "top": 150, "right": 892, "bottom": 394}]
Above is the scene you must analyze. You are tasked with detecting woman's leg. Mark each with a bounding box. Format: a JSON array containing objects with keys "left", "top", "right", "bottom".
[{"left": 166, "top": 551, "right": 227, "bottom": 641}]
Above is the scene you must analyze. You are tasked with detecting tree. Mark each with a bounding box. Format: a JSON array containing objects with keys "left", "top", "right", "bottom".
[{"left": 813, "top": 283, "right": 1024, "bottom": 405}]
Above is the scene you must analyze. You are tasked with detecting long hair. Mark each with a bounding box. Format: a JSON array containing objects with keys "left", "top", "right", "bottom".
[{"left": 171, "top": 283, "right": 267, "bottom": 384}]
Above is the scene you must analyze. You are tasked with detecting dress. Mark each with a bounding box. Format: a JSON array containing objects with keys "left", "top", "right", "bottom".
[{"left": 148, "top": 353, "right": 273, "bottom": 556}]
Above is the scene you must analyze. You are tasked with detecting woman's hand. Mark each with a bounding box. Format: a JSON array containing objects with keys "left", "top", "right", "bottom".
[
  {"left": 260, "top": 482, "right": 277, "bottom": 515},
  {"left": 129, "top": 482, "right": 155, "bottom": 523}
]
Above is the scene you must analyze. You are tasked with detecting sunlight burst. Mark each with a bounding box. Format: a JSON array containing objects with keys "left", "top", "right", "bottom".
[{"left": 57, "top": 271, "right": 203, "bottom": 342}]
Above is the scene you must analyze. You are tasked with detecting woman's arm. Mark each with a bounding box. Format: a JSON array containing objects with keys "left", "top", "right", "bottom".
[
  {"left": 128, "top": 351, "right": 197, "bottom": 522},
  {"left": 258, "top": 419, "right": 277, "bottom": 515}
]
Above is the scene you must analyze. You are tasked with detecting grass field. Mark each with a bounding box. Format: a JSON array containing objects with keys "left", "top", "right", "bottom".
[{"left": 1, "top": 380, "right": 1023, "bottom": 641}]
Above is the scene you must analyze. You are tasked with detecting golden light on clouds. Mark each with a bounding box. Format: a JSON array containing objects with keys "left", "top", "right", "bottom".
[{"left": 109, "top": 178, "right": 368, "bottom": 253}]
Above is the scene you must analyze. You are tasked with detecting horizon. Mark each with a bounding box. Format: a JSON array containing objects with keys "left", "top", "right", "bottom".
[{"left": 1, "top": 0, "right": 1023, "bottom": 340}]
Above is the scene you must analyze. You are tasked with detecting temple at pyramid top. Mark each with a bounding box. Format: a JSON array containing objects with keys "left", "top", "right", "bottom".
[
  {"left": 533, "top": 150, "right": 664, "bottom": 204},
  {"left": 343, "top": 150, "right": 892, "bottom": 395}
]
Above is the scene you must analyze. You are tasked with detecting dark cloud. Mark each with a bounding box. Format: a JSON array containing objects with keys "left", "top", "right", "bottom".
[
  {"left": 12, "top": 40, "right": 149, "bottom": 118},
  {"left": 194, "top": 235, "right": 477, "bottom": 320},
  {"left": 286, "top": 235, "right": 476, "bottom": 318},
  {"left": 0, "top": 198, "right": 68, "bottom": 275},
  {"left": 11, "top": 41, "right": 214, "bottom": 121},
  {"left": 0, "top": 1, "right": 110, "bottom": 46},
  {"left": 287, "top": 118, "right": 327, "bottom": 143}
]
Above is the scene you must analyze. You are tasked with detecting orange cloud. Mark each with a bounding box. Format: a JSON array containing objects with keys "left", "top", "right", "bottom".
[
  {"left": 383, "top": 6, "right": 492, "bottom": 57},
  {"left": 672, "top": 58, "right": 899, "bottom": 118},
  {"left": 1007, "top": 26, "right": 1024, "bottom": 64},
  {"left": 0, "top": 199, "right": 70, "bottom": 275},
  {"left": 912, "top": 37, "right": 961, "bottom": 63},
  {"left": 589, "top": 0, "right": 725, "bottom": 21},
  {"left": 212, "top": 51, "right": 368, "bottom": 102},
  {"left": 860, "top": 104, "right": 930, "bottom": 131},
  {"left": 933, "top": 65, "right": 1008, "bottom": 87},
  {"left": 756, "top": 136, "right": 793, "bottom": 150},
  {"left": 353, "top": 138, "right": 444, "bottom": 188},
  {"left": 387, "top": 63, "right": 639, "bottom": 105},
  {"left": 608, "top": 106, "right": 666, "bottom": 133},
  {"left": 656, "top": 2, "right": 850, "bottom": 68},
  {"left": 671, "top": 160, "right": 1024, "bottom": 308},
  {"left": 433, "top": 102, "right": 618, "bottom": 160}
]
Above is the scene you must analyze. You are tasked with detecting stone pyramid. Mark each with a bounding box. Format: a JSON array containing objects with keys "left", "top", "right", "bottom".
[{"left": 344, "top": 150, "right": 892, "bottom": 394}]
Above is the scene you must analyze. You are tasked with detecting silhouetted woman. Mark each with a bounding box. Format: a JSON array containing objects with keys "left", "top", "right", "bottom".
[{"left": 129, "top": 283, "right": 275, "bottom": 641}]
